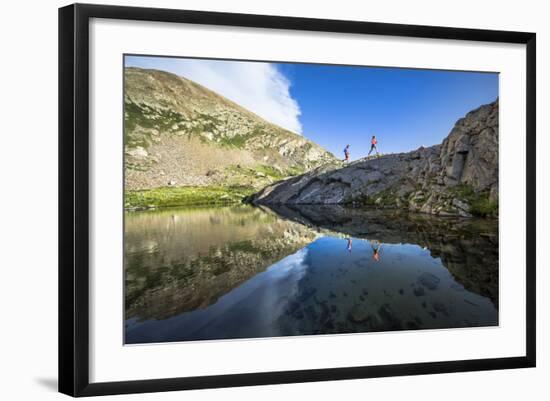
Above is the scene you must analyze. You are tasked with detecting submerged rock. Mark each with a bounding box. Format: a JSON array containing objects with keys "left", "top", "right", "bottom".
[
  {"left": 348, "top": 304, "right": 370, "bottom": 323},
  {"left": 418, "top": 272, "right": 441, "bottom": 290}
]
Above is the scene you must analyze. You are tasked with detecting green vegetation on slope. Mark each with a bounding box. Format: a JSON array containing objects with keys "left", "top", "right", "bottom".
[
  {"left": 339, "top": 181, "right": 497, "bottom": 218},
  {"left": 449, "top": 184, "right": 498, "bottom": 218},
  {"left": 125, "top": 185, "right": 256, "bottom": 210},
  {"left": 219, "top": 164, "right": 306, "bottom": 189},
  {"left": 217, "top": 127, "right": 261, "bottom": 148},
  {"left": 230, "top": 164, "right": 304, "bottom": 180},
  {"left": 125, "top": 164, "right": 305, "bottom": 211},
  {"left": 125, "top": 100, "right": 188, "bottom": 148}
]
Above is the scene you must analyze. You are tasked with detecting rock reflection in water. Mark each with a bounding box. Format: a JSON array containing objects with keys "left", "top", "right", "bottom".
[
  {"left": 125, "top": 204, "right": 498, "bottom": 344},
  {"left": 267, "top": 204, "right": 499, "bottom": 307}
]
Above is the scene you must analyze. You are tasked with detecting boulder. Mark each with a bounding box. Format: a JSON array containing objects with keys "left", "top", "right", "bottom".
[{"left": 127, "top": 146, "right": 148, "bottom": 159}]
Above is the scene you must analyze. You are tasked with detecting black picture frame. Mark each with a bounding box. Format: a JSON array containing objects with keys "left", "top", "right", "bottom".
[{"left": 59, "top": 3, "right": 536, "bottom": 397}]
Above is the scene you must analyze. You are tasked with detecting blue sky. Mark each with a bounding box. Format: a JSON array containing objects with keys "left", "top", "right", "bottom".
[
  {"left": 280, "top": 63, "right": 498, "bottom": 158},
  {"left": 126, "top": 56, "right": 498, "bottom": 160}
]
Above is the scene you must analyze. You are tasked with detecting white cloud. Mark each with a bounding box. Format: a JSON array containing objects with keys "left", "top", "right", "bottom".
[{"left": 126, "top": 56, "right": 302, "bottom": 134}]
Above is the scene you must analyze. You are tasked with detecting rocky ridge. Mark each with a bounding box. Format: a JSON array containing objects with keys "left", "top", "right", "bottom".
[{"left": 253, "top": 100, "right": 499, "bottom": 218}]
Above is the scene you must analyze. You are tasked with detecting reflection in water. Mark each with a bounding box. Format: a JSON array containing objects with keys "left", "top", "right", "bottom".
[
  {"left": 124, "top": 206, "right": 318, "bottom": 321},
  {"left": 371, "top": 240, "right": 382, "bottom": 262},
  {"left": 125, "top": 204, "right": 498, "bottom": 344}
]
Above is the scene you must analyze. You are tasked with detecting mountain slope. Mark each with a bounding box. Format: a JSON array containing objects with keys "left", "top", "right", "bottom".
[
  {"left": 124, "top": 67, "right": 337, "bottom": 192},
  {"left": 253, "top": 100, "right": 499, "bottom": 218}
]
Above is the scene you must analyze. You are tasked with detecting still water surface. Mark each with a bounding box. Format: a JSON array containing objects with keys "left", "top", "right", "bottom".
[{"left": 125, "top": 204, "right": 498, "bottom": 344}]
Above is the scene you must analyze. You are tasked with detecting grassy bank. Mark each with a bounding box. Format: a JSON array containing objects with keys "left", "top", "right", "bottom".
[{"left": 125, "top": 185, "right": 256, "bottom": 210}]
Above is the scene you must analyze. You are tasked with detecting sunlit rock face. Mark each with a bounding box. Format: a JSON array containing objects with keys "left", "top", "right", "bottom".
[{"left": 253, "top": 101, "right": 499, "bottom": 218}]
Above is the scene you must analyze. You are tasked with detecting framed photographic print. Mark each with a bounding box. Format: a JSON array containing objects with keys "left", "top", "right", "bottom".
[{"left": 58, "top": 3, "right": 536, "bottom": 397}]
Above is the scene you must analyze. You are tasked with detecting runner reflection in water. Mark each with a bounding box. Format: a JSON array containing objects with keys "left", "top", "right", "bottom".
[
  {"left": 346, "top": 238, "right": 352, "bottom": 253},
  {"left": 371, "top": 240, "right": 382, "bottom": 262}
]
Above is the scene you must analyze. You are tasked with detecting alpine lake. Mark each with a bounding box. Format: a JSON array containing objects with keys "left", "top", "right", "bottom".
[{"left": 125, "top": 204, "right": 498, "bottom": 344}]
